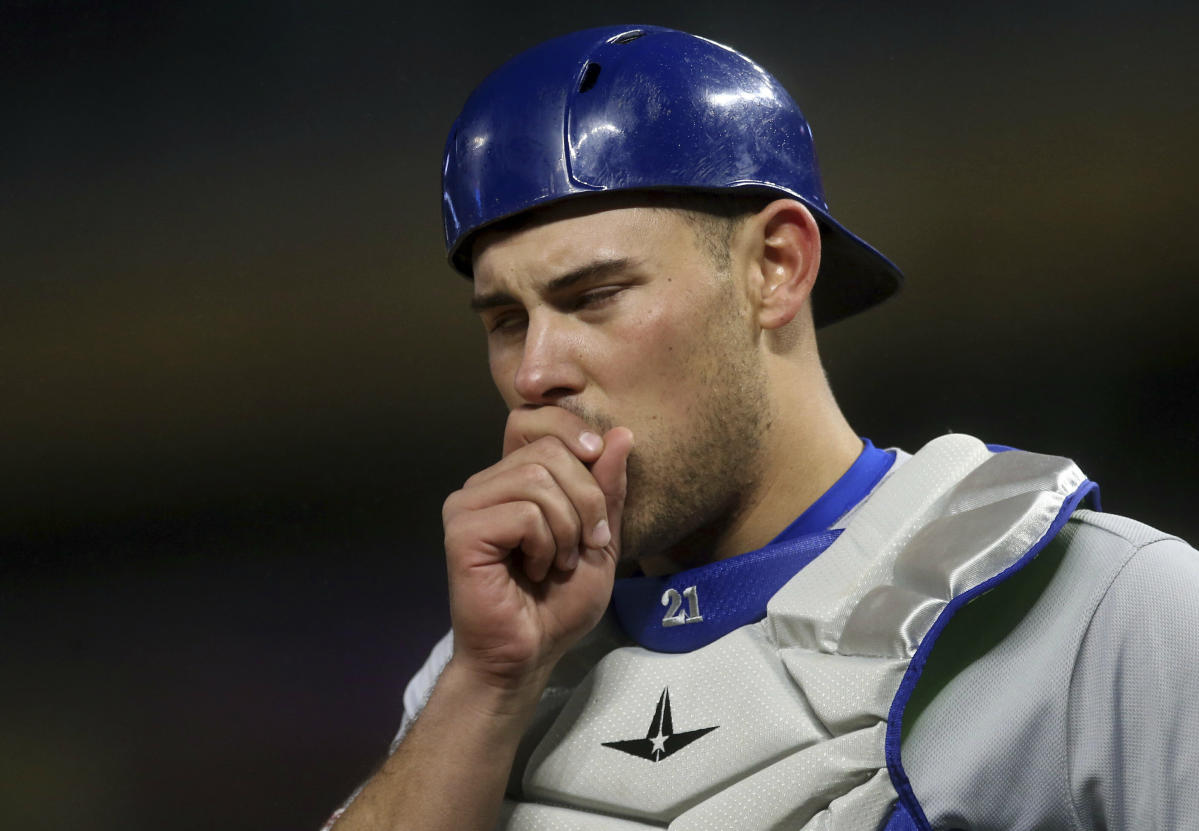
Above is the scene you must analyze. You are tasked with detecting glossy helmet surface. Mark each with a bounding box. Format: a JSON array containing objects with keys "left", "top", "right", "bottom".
[{"left": 442, "top": 25, "right": 902, "bottom": 326}]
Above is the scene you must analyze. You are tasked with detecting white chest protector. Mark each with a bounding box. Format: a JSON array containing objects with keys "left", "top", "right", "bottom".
[{"left": 493, "top": 435, "right": 1095, "bottom": 831}]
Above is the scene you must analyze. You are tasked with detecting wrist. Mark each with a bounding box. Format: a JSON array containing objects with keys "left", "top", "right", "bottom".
[{"left": 442, "top": 655, "right": 554, "bottom": 722}]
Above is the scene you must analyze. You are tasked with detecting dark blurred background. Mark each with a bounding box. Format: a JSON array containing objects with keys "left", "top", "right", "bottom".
[{"left": 1, "top": 1, "right": 1195, "bottom": 829}]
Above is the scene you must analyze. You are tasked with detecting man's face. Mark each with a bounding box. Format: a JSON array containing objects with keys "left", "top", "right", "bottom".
[{"left": 471, "top": 202, "right": 771, "bottom": 564}]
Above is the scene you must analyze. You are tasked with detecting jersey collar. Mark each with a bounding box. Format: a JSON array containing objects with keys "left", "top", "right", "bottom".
[
  {"left": 770, "top": 438, "right": 895, "bottom": 541},
  {"left": 611, "top": 439, "right": 894, "bottom": 653}
]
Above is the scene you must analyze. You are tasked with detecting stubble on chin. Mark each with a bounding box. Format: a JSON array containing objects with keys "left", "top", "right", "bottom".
[
  {"left": 563, "top": 378, "right": 769, "bottom": 570},
  {"left": 624, "top": 399, "right": 767, "bottom": 569}
]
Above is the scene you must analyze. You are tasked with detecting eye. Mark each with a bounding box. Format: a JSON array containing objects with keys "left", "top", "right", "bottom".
[
  {"left": 572, "top": 286, "right": 625, "bottom": 311},
  {"left": 486, "top": 311, "right": 527, "bottom": 335}
]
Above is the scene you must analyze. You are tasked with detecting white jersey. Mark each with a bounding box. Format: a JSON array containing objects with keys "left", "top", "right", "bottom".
[{"left": 395, "top": 437, "right": 1199, "bottom": 829}]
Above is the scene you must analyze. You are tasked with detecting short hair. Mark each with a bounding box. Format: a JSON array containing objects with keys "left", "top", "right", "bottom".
[{"left": 653, "top": 191, "right": 776, "bottom": 274}]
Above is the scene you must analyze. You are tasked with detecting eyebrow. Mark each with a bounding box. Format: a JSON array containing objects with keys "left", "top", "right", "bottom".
[{"left": 469, "top": 257, "right": 634, "bottom": 312}]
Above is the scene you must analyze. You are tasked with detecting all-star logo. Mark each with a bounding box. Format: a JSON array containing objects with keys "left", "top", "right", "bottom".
[{"left": 601, "top": 687, "right": 718, "bottom": 763}]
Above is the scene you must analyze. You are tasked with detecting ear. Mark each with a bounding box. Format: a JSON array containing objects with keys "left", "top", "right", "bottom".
[{"left": 745, "top": 200, "right": 821, "bottom": 330}]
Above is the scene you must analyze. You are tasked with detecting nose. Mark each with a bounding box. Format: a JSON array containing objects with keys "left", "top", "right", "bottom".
[{"left": 512, "top": 313, "right": 586, "bottom": 405}]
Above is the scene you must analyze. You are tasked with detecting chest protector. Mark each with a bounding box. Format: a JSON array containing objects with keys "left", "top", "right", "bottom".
[{"left": 496, "top": 435, "right": 1096, "bottom": 830}]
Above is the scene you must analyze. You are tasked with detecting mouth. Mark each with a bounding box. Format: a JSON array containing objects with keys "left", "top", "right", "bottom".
[{"left": 555, "top": 400, "right": 615, "bottom": 435}]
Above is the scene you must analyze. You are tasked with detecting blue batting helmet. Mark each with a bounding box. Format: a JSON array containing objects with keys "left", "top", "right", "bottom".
[{"left": 441, "top": 25, "right": 903, "bottom": 327}]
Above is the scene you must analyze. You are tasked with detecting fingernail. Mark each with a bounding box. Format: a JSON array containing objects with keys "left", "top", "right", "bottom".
[
  {"left": 591, "top": 519, "right": 611, "bottom": 548},
  {"left": 580, "top": 431, "right": 603, "bottom": 454},
  {"left": 564, "top": 548, "right": 580, "bottom": 571}
]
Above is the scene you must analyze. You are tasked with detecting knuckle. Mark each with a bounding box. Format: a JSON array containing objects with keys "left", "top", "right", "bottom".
[
  {"left": 442, "top": 489, "right": 465, "bottom": 520},
  {"left": 516, "top": 500, "right": 544, "bottom": 527},
  {"left": 442, "top": 522, "right": 465, "bottom": 553},
  {"left": 518, "top": 462, "right": 556, "bottom": 491},
  {"left": 504, "top": 406, "right": 533, "bottom": 429},
  {"left": 527, "top": 434, "right": 569, "bottom": 459}
]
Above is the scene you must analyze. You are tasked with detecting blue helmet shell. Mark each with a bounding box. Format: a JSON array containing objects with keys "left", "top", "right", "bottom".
[{"left": 442, "top": 25, "right": 902, "bottom": 327}]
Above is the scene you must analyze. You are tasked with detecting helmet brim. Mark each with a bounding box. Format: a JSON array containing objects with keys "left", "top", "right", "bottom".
[
  {"left": 447, "top": 189, "right": 903, "bottom": 329},
  {"left": 808, "top": 208, "right": 904, "bottom": 328}
]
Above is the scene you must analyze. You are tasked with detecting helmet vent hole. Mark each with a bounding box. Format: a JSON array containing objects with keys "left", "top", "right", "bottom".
[
  {"left": 578, "top": 62, "right": 602, "bottom": 93},
  {"left": 612, "top": 30, "right": 645, "bottom": 44}
]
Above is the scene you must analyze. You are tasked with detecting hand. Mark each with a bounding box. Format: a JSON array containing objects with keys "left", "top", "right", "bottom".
[{"left": 442, "top": 406, "right": 634, "bottom": 694}]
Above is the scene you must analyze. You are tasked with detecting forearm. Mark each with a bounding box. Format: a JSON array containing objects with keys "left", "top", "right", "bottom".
[
  {"left": 332, "top": 659, "right": 547, "bottom": 831},
  {"left": 331, "top": 414, "right": 630, "bottom": 830}
]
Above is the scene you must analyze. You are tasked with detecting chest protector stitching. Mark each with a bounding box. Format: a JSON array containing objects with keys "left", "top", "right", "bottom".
[{"left": 497, "top": 435, "right": 1095, "bottom": 831}]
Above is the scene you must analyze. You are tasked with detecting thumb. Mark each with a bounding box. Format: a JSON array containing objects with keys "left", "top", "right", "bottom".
[{"left": 589, "top": 427, "right": 633, "bottom": 562}]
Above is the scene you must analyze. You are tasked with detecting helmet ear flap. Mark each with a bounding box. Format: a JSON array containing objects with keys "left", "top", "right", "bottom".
[{"left": 443, "top": 25, "right": 903, "bottom": 326}]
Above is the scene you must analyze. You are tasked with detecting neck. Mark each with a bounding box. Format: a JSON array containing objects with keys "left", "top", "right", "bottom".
[{"left": 639, "top": 350, "right": 861, "bottom": 577}]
